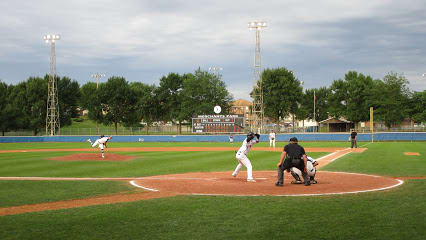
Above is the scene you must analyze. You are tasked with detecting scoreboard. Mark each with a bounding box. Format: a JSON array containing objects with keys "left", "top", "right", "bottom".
[{"left": 192, "top": 114, "right": 245, "bottom": 133}]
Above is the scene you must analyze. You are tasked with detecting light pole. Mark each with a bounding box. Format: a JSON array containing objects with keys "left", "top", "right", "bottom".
[
  {"left": 91, "top": 73, "right": 105, "bottom": 134},
  {"left": 248, "top": 21, "right": 267, "bottom": 134},
  {"left": 43, "top": 34, "right": 60, "bottom": 136},
  {"left": 91, "top": 73, "right": 105, "bottom": 89},
  {"left": 209, "top": 66, "right": 223, "bottom": 77}
]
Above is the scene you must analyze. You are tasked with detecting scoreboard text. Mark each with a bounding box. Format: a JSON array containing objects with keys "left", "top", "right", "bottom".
[{"left": 192, "top": 114, "right": 244, "bottom": 133}]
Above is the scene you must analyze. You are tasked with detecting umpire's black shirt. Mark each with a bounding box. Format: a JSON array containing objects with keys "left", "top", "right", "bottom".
[{"left": 284, "top": 143, "right": 306, "bottom": 159}]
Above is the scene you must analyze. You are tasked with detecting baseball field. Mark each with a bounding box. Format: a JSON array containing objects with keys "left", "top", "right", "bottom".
[{"left": 0, "top": 141, "right": 425, "bottom": 240}]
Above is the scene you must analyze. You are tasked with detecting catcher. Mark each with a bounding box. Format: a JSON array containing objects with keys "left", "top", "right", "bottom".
[{"left": 290, "top": 155, "right": 319, "bottom": 184}]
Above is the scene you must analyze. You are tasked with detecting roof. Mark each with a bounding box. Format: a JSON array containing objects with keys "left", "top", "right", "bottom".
[
  {"left": 232, "top": 99, "right": 252, "bottom": 106},
  {"left": 318, "top": 117, "right": 352, "bottom": 124}
]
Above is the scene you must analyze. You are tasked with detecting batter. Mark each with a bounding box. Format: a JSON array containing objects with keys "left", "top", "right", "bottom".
[{"left": 232, "top": 132, "right": 260, "bottom": 182}]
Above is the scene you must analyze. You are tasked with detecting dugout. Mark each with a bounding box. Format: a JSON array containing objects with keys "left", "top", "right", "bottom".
[{"left": 319, "top": 117, "right": 354, "bottom": 132}]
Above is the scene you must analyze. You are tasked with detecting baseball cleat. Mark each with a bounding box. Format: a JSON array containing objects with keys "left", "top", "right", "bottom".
[
  {"left": 311, "top": 180, "right": 318, "bottom": 184},
  {"left": 275, "top": 182, "right": 283, "bottom": 187},
  {"left": 247, "top": 179, "right": 256, "bottom": 182},
  {"left": 232, "top": 173, "right": 237, "bottom": 177},
  {"left": 291, "top": 180, "right": 302, "bottom": 184},
  {"left": 304, "top": 181, "right": 311, "bottom": 186}
]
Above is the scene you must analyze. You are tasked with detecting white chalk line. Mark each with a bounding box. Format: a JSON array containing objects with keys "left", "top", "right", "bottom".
[
  {"left": 130, "top": 180, "right": 159, "bottom": 192},
  {"left": 0, "top": 177, "right": 138, "bottom": 181},
  {"left": 192, "top": 179, "right": 404, "bottom": 197},
  {"left": 359, "top": 142, "right": 373, "bottom": 148}
]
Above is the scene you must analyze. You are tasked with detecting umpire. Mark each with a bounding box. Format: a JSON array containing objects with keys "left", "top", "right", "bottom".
[{"left": 275, "top": 137, "right": 310, "bottom": 186}]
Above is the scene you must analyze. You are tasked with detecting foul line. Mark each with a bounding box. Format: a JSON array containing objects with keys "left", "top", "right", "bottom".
[
  {"left": 359, "top": 142, "right": 373, "bottom": 148},
  {"left": 129, "top": 180, "right": 159, "bottom": 192},
  {"left": 191, "top": 178, "right": 404, "bottom": 197}
]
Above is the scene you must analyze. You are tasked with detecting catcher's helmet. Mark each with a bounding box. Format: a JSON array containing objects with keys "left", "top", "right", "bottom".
[{"left": 289, "top": 137, "right": 298, "bottom": 142}]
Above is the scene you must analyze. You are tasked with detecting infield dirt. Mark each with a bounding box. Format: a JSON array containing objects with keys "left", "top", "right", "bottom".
[{"left": 2, "top": 146, "right": 403, "bottom": 217}]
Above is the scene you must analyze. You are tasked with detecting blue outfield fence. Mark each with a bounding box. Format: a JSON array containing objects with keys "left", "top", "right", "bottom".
[{"left": 0, "top": 132, "right": 425, "bottom": 143}]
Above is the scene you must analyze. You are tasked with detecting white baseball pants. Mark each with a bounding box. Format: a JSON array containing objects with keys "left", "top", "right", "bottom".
[
  {"left": 269, "top": 139, "right": 276, "bottom": 148},
  {"left": 233, "top": 152, "right": 254, "bottom": 180},
  {"left": 292, "top": 161, "right": 316, "bottom": 177},
  {"left": 91, "top": 140, "right": 105, "bottom": 150}
]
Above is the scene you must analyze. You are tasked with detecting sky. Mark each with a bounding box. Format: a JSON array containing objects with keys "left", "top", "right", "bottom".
[{"left": 1, "top": 0, "right": 425, "bottom": 100}]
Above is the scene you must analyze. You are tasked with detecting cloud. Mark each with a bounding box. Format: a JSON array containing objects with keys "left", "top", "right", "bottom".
[{"left": 0, "top": 0, "right": 425, "bottom": 99}]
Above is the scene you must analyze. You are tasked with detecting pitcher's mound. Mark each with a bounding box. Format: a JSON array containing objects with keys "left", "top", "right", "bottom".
[
  {"left": 49, "top": 153, "right": 137, "bottom": 162},
  {"left": 132, "top": 171, "right": 402, "bottom": 196},
  {"left": 404, "top": 152, "right": 420, "bottom": 156}
]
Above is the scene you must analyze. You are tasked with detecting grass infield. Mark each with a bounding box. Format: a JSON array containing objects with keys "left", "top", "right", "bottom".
[{"left": 0, "top": 141, "right": 425, "bottom": 239}]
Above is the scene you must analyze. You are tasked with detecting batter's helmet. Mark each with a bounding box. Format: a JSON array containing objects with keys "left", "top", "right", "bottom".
[{"left": 246, "top": 132, "right": 255, "bottom": 142}]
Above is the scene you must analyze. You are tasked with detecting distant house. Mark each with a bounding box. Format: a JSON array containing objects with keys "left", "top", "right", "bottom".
[
  {"left": 319, "top": 117, "right": 354, "bottom": 132},
  {"left": 230, "top": 99, "right": 252, "bottom": 127}
]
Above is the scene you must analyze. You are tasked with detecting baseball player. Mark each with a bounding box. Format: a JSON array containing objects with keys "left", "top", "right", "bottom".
[
  {"left": 276, "top": 137, "right": 311, "bottom": 186},
  {"left": 229, "top": 134, "right": 234, "bottom": 144},
  {"left": 269, "top": 130, "right": 276, "bottom": 148},
  {"left": 87, "top": 135, "right": 112, "bottom": 158},
  {"left": 290, "top": 155, "right": 319, "bottom": 184},
  {"left": 232, "top": 132, "right": 260, "bottom": 182}
]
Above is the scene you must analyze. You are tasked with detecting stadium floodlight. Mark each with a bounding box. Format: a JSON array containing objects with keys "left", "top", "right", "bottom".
[
  {"left": 44, "top": 34, "right": 60, "bottom": 43},
  {"left": 248, "top": 21, "right": 267, "bottom": 133},
  {"left": 422, "top": 73, "right": 426, "bottom": 77},
  {"left": 43, "top": 34, "right": 61, "bottom": 136},
  {"left": 91, "top": 73, "right": 106, "bottom": 89},
  {"left": 209, "top": 66, "right": 223, "bottom": 77},
  {"left": 248, "top": 21, "right": 267, "bottom": 30}
]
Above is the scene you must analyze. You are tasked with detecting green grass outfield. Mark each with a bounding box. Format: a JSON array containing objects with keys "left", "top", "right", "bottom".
[{"left": 0, "top": 141, "right": 425, "bottom": 240}]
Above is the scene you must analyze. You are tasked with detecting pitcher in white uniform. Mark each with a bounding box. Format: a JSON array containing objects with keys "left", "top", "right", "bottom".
[
  {"left": 87, "top": 135, "right": 112, "bottom": 158},
  {"left": 232, "top": 132, "right": 260, "bottom": 182}
]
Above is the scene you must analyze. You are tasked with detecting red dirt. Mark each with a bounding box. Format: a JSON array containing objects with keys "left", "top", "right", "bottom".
[
  {"left": 49, "top": 153, "right": 136, "bottom": 162},
  {"left": 0, "top": 147, "right": 359, "bottom": 153},
  {"left": 0, "top": 146, "right": 402, "bottom": 217},
  {"left": 0, "top": 171, "right": 402, "bottom": 217},
  {"left": 404, "top": 152, "right": 420, "bottom": 156},
  {"left": 132, "top": 171, "right": 401, "bottom": 196}
]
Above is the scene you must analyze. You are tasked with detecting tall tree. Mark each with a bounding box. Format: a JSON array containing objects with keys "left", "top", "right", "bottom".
[
  {"left": 261, "top": 67, "right": 303, "bottom": 131},
  {"left": 80, "top": 82, "right": 104, "bottom": 132},
  {"left": 6, "top": 83, "right": 28, "bottom": 132},
  {"left": 0, "top": 81, "right": 9, "bottom": 135},
  {"left": 407, "top": 90, "right": 426, "bottom": 124},
  {"left": 98, "top": 76, "right": 137, "bottom": 134},
  {"left": 25, "top": 77, "right": 48, "bottom": 135},
  {"left": 328, "top": 71, "right": 374, "bottom": 127},
  {"left": 155, "top": 73, "right": 184, "bottom": 133},
  {"left": 302, "top": 87, "right": 330, "bottom": 122},
  {"left": 179, "top": 69, "right": 233, "bottom": 124},
  {"left": 57, "top": 76, "right": 80, "bottom": 128},
  {"left": 130, "top": 82, "right": 160, "bottom": 134},
  {"left": 371, "top": 73, "right": 411, "bottom": 128}
]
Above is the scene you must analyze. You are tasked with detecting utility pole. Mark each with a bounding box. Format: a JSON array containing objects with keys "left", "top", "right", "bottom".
[
  {"left": 43, "top": 34, "right": 60, "bottom": 136},
  {"left": 248, "top": 21, "right": 267, "bottom": 134}
]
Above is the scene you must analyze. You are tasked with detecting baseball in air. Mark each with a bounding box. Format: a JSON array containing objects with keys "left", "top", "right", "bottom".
[{"left": 214, "top": 105, "right": 222, "bottom": 114}]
